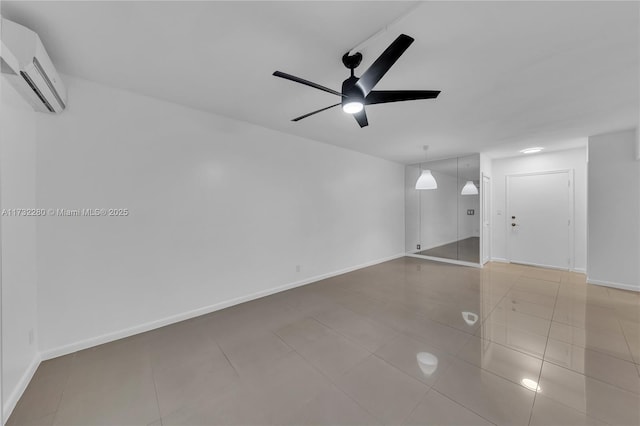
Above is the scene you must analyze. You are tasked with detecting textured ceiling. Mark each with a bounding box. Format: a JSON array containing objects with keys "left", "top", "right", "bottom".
[{"left": 2, "top": 1, "right": 638, "bottom": 163}]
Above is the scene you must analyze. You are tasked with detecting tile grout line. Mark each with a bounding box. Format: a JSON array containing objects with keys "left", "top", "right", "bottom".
[
  {"left": 48, "top": 351, "right": 78, "bottom": 426},
  {"left": 449, "top": 354, "right": 539, "bottom": 398},
  {"left": 309, "top": 312, "right": 381, "bottom": 354},
  {"left": 429, "top": 388, "right": 498, "bottom": 426},
  {"left": 618, "top": 316, "right": 640, "bottom": 366},
  {"left": 309, "top": 287, "right": 475, "bottom": 356},
  {"left": 433, "top": 353, "right": 538, "bottom": 425},
  {"left": 532, "top": 362, "right": 636, "bottom": 425},
  {"left": 277, "top": 314, "right": 437, "bottom": 426},
  {"left": 527, "top": 273, "right": 562, "bottom": 426},
  {"left": 358, "top": 351, "right": 434, "bottom": 425},
  {"left": 479, "top": 272, "right": 518, "bottom": 323},
  {"left": 213, "top": 339, "right": 241, "bottom": 379},
  {"left": 540, "top": 351, "right": 640, "bottom": 393},
  {"left": 476, "top": 272, "right": 565, "bottom": 361},
  {"left": 146, "top": 348, "right": 163, "bottom": 425},
  {"left": 282, "top": 349, "right": 384, "bottom": 425},
  {"left": 397, "top": 386, "right": 430, "bottom": 425}
]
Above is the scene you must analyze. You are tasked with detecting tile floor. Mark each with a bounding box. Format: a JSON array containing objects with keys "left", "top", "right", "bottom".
[{"left": 7, "top": 258, "right": 640, "bottom": 426}]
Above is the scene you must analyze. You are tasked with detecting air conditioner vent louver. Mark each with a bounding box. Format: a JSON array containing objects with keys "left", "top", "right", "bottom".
[
  {"left": 20, "top": 70, "right": 55, "bottom": 112},
  {"left": 1, "top": 17, "right": 67, "bottom": 113},
  {"left": 33, "top": 57, "right": 66, "bottom": 109}
]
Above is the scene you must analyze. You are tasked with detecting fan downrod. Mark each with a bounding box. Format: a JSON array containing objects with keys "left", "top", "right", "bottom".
[{"left": 342, "top": 52, "right": 363, "bottom": 76}]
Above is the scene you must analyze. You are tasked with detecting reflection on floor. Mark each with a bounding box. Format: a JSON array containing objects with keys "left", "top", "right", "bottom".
[
  {"left": 7, "top": 258, "right": 640, "bottom": 426},
  {"left": 418, "top": 236, "right": 479, "bottom": 263}
]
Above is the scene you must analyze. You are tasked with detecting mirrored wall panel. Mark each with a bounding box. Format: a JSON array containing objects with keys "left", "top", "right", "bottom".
[{"left": 405, "top": 154, "right": 480, "bottom": 264}]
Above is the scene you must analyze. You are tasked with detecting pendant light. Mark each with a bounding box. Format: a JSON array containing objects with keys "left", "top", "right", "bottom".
[
  {"left": 416, "top": 170, "right": 438, "bottom": 190},
  {"left": 415, "top": 145, "right": 438, "bottom": 190},
  {"left": 461, "top": 181, "right": 478, "bottom": 195}
]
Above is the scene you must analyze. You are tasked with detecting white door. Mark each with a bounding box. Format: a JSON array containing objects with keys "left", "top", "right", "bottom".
[
  {"left": 507, "top": 171, "right": 571, "bottom": 269},
  {"left": 482, "top": 175, "right": 491, "bottom": 264}
]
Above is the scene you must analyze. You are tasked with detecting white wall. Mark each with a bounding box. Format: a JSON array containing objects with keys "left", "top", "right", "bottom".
[
  {"left": 35, "top": 75, "right": 405, "bottom": 357},
  {"left": 588, "top": 129, "right": 640, "bottom": 290},
  {"left": 491, "top": 148, "right": 587, "bottom": 272},
  {"left": 0, "top": 78, "right": 40, "bottom": 420}
]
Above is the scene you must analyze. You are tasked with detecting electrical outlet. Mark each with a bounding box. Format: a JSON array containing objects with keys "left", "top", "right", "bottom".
[
  {"left": 28, "top": 329, "right": 34, "bottom": 345},
  {"left": 417, "top": 244, "right": 421, "bottom": 250},
  {"left": 296, "top": 265, "right": 301, "bottom": 273}
]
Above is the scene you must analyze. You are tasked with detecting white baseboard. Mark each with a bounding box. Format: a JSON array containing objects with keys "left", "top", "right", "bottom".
[
  {"left": 587, "top": 278, "right": 640, "bottom": 292},
  {"left": 487, "top": 259, "right": 587, "bottom": 276},
  {"left": 406, "top": 253, "right": 481, "bottom": 268},
  {"left": 509, "top": 260, "right": 569, "bottom": 271},
  {"left": 3, "top": 353, "right": 41, "bottom": 423},
  {"left": 40, "top": 252, "right": 405, "bottom": 361}
]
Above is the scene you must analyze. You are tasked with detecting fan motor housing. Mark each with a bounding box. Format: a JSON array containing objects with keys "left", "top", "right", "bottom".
[{"left": 341, "top": 76, "right": 365, "bottom": 108}]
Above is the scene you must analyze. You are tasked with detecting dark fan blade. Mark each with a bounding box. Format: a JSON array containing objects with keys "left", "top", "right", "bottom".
[
  {"left": 353, "top": 108, "right": 368, "bottom": 128},
  {"left": 292, "top": 103, "right": 341, "bottom": 122},
  {"left": 356, "top": 34, "right": 414, "bottom": 96},
  {"left": 366, "top": 90, "right": 441, "bottom": 105},
  {"left": 273, "top": 71, "right": 344, "bottom": 97}
]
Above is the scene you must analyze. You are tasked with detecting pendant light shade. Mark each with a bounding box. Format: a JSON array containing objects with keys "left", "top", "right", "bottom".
[
  {"left": 416, "top": 170, "right": 438, "bottom": 190},
  {"left": 461, "top": 180, "right": 478, "bottom": 195}
]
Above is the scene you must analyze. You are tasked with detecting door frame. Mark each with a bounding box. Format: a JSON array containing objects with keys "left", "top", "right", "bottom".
[
  {"left": 505, "top": 169, "right": 575, "bottom": 270},
  {"left": 481, "top": 174, "right": 491, "bottom": 265}
]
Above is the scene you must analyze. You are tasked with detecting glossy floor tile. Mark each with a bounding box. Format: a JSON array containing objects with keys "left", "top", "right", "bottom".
[
  {"left": 7, "top": 258, "right": 640, "bottom": 425},
  {"left": 529, "top": 394, "right": 605, "bottom": 426},
  {"left": 334, "top": 355, "right": 429, "bottom": 425},
  {"left": 403, "top": 390, "right": 494, "bottom": 426},
  {"left": 433, "top": 358, "right": 536, "bottom": 425},
  {"left": 374, "top": 334, "right": 455, "bottom": 387},
  {"left": 457, "top": 335, "right": 543, "bottom": 388},
  {"left": 544, "top": 338, "right": 640, "bottom": 394},
  {"left": 538, "top": 361, "right": 640, "bottom": 425}
]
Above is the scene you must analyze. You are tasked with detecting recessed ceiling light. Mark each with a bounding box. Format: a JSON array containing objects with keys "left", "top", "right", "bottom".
[
  {"left": 520, "top": 147, "right": 544, "bottom": 154},
  {"left": 521, "top": 378, "right": 541, "bottom": 392}
]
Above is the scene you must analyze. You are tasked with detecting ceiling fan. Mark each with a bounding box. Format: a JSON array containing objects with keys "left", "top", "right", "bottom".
[{"left": 273, "top": 34, "right": 440, "bottom": 128}]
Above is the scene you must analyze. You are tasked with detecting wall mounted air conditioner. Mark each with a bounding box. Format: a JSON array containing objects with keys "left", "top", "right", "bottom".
[{"left": 1, "top": 17, "right": 67, "bottom": 113}]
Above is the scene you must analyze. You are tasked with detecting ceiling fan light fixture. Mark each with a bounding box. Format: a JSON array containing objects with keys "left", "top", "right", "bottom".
[
  {"left": 342, "top": 101, "right": 364, "bottom": 114},
  {"left": 415, "top": 170, "right": 438, "bottom": 190},
  {"left": 273, "top": 34, "right": 441, "bottom": 128},
  {"left": 461, "top": 180, "right": 478, "bottom": 195}
]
